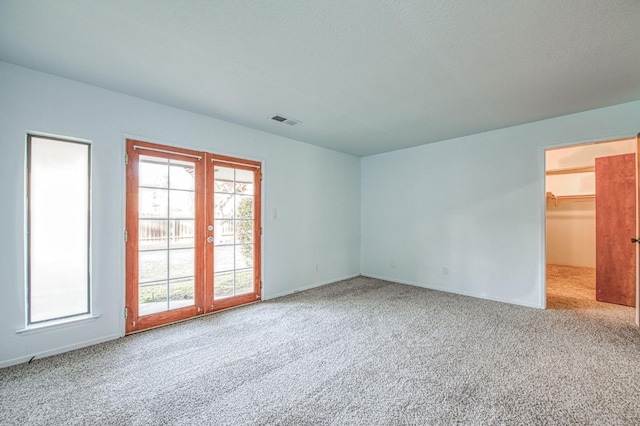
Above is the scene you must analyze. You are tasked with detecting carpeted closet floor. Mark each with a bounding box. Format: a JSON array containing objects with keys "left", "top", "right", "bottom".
[{"left": 546, "top": 263, "right": 634, "bottom": 314}]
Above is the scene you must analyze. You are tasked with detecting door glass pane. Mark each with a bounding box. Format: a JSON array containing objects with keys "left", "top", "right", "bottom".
[
  {"left": 139, "top": 220, "right": 168, "bottom": 250},
  {"left": 169, "top": 220, "right": 194, "bottom": 249},
  {"left": 139, "top": 156, "right": 168, "bottom": 188},
  {"left": 138, "top": 155, "right": 196, "bottom": 316},
  {"left": 235, "top": 169, "right": 254, "bottom": 194},
  {"left": 235, "top": 220, "right": 253, "bottom": 244},
  {"left": 235, "top": 244, "right": 253, "bottom": 269},
  {"left": 214, "top": 166, "right": 234, "bottom": 192},
  {"left": 139, "top": 282, "right": 168, "bottom": 316},
  {"left": 139, "top": 188, "right": 168, "bottom": 218},
  {"left": 215, "top": 220, "right": 234, "bottom": 245},
  {"left": 138, "top": 251, "right": 167, "bottom": 283},
  {"left": 169, "top": 160, "right": 195, "bottom": 190},
  {"left": 169, "top": 278, "right": 194, "bottom": 310},
  {"left": 214, "top": 193, "right": 234, "bottom": 218},
  {"left": 236, "top": 196, "right": 253, "bottom": 219},
  {"left": 214, "top": 246, "right": 234, "bottom": 272},
  {"left": 169, "top": 249, "right": 194, "bottom": 279},
  {"left": 235, "top": 269, "right": 253, "bottom": 295},
  {"left": 214, "top": 272, "right": 234, "bottom": 299},
  {"left": 169, "top": 190, "right": 195, "bottom": 218}
]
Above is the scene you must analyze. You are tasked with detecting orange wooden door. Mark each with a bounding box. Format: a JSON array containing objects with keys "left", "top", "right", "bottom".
[
  {"left": 595, "top": 153, "right": 636, "bottom": 307},
  {"left": 636, "top": 133, "right": 640, "bottom": 326},
  {"left": 125, "top": 140, "right": 206, "bottom": 332}
]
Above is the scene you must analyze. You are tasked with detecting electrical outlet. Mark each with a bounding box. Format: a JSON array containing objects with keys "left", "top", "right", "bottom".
[
  {"left": 390, "top": 260, "right": 397, "bottom": 268},
  {"left": 442, "top": 267, "right": 449, "bottom": 275}
]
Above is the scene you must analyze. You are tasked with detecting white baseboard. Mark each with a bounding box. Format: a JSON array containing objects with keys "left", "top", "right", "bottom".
[
  {"left": 361, "top": 273, "right": 544, "bottom": 309},
  {"left": 0, "top": 333, "right": 122, "bottom": 369},
  {"left": 264, "top": 273, "right": 361, "bottom": 300}
]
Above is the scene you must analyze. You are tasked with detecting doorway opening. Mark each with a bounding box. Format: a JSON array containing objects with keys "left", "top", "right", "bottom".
[{"left": 544, "top": 137, "right": 636, "bottom": 319}]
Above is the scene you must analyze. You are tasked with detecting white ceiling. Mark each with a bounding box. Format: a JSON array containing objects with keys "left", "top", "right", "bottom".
[{"left": 1, "top": 1, "right": 639, "bottom": 157}]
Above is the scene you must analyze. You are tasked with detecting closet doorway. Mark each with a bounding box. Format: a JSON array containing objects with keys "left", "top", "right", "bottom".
[{"left": 544, "top": 137, "right": 637, "bottom": 316}]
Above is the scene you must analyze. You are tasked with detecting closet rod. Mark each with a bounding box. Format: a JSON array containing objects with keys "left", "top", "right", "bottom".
[{"left": 546, "top": 192, "right": 595, "bottom": 207}]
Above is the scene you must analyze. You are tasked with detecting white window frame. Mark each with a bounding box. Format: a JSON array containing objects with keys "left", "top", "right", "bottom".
[{"left": 25, "top": 133, "right": 93, "bottom": 327}]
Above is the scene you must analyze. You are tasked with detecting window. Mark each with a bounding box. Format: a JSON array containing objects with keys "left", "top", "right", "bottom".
[{"left": 27, "top": 134, "right": 91, "bottom": 324}]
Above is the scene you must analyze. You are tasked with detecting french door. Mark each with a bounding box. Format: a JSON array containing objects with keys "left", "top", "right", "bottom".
[{"left": 125, "top": 139, "right": 261, "bottom": 333}]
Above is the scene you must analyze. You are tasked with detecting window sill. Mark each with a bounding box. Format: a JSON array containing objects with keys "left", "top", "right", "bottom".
[{"left": 16, "top": 314, "right": 101, "bottom": 336}]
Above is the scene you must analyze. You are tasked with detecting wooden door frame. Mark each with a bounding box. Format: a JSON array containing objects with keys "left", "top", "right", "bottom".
[
  {"left": 636, "top": 133, "right": 640, "bottom": 326},
  {"left": 541, "top": 134, "right": 640, "bottom": 328},
  {"left": 125, "top": 140, "right": 262, "bottom": 333}
]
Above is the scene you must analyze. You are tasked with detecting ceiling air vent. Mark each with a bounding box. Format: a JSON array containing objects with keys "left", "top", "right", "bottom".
[{"left": 270, "top": 114, "right": 301, "bottom": 126}]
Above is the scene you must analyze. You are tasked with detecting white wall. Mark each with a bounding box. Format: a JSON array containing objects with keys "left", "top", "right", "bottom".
[
  {"left": 0, "top": 62, "right": 361, "bottom": 367},
  {"left": 545, "top": 139, "right": 635, "bottom": 196},
  {"left": 546, "top": 139, "right": 636, "bottom": 170},
  {"left": 545, "top": 140, "right": 635, "bottom": 267},
  {"left": 545, "top": 199, "right": 596, "bottom": 267},
  {"left": 361, "top": 100, "right": 640, "bottom": 308},
  {"left": 2, "top": 60, "right": 639, "bottom": 367}
]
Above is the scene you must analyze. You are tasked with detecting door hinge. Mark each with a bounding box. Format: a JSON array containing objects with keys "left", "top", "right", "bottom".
[
  {"left": 125, "top": 153, "right": 129, "bottom": 165},
  {"left": 260, "top": 227, "right": 263, "bottom": 236},
  {"left": 124, "top": 230, "right": 128, "bottom": 242},
  {"left": 124, "top": 307, "right": 128, "bottom": 320}
]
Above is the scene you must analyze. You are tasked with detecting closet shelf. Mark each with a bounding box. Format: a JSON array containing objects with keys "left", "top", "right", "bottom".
[
  {"left": 546, "top": 166, "right": 595, "bottom": 175},
  {"left": 546, "top": 192, "right": 595, "bottom": 206}
]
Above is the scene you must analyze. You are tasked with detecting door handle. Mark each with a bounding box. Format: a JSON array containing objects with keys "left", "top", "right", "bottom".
[
  {"left": 207, "top": 236, "right": 214, "bottom": 244},
  {"left": 631, "top": 238, "right": 640, "bottom": 244}
]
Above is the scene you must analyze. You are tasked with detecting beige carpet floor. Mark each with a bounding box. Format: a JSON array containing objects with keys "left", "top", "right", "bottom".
[{"left": 1, "top": 275, "right": 639, "bottom": 425}]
